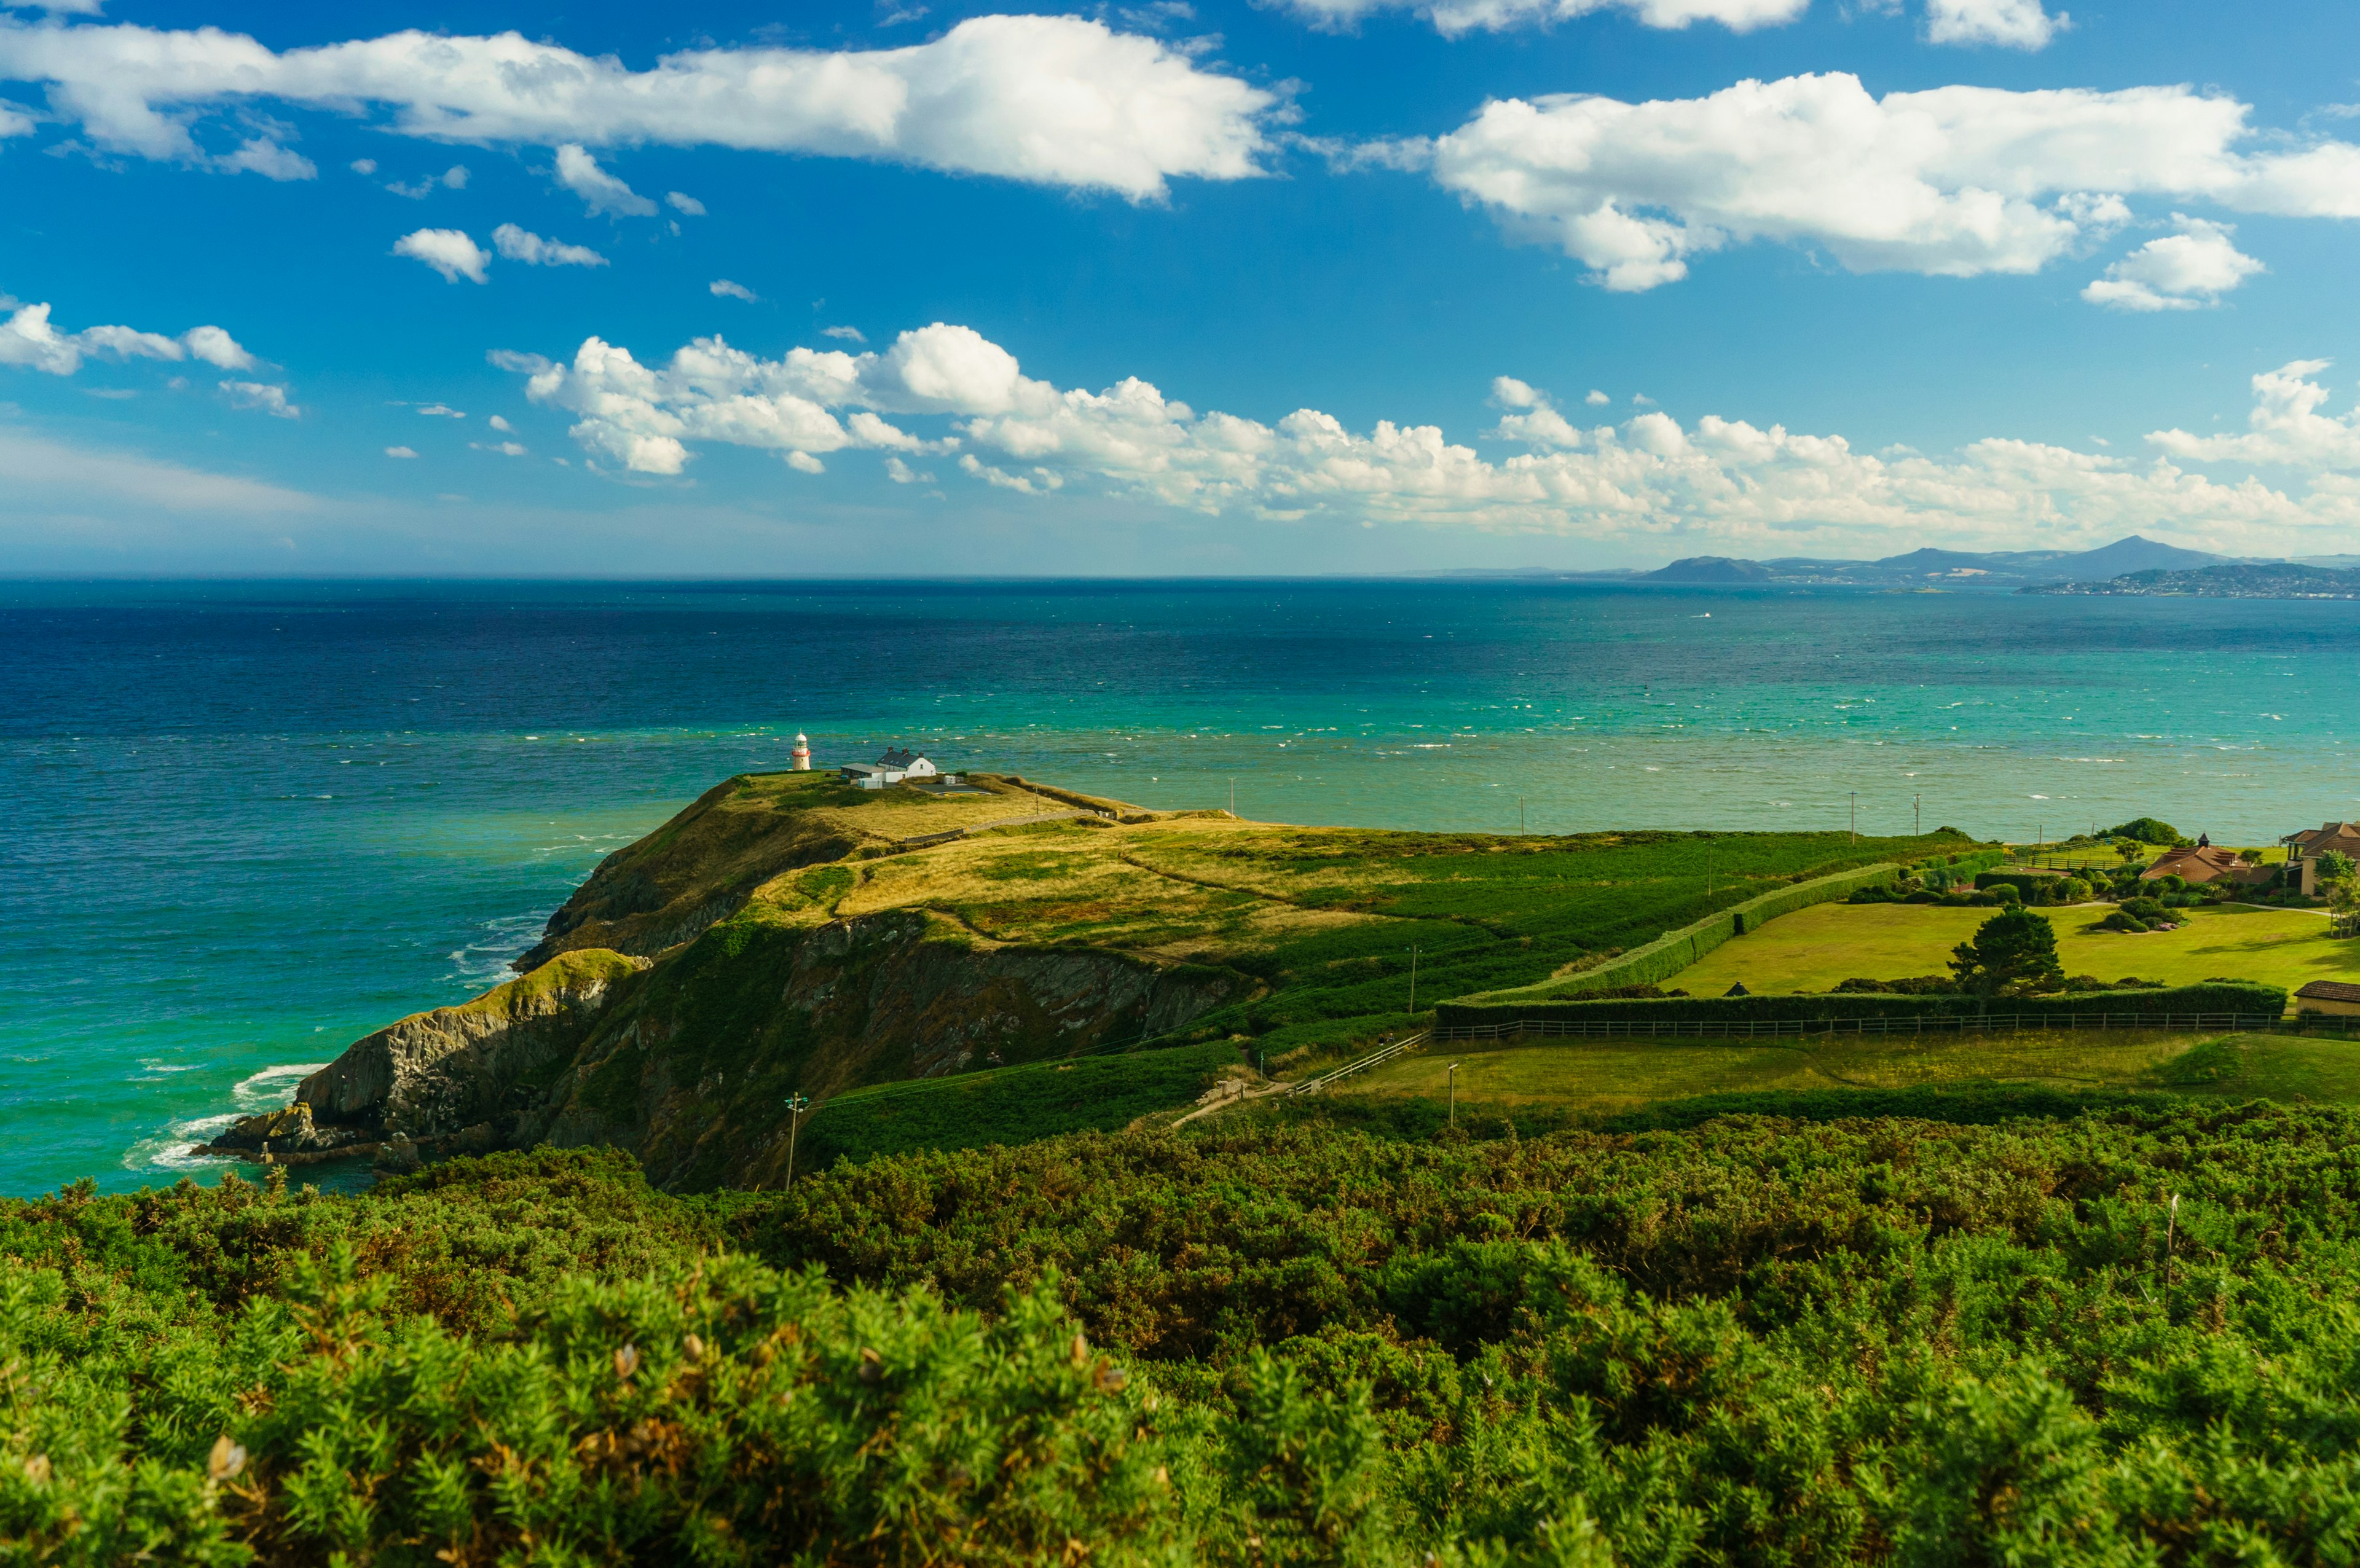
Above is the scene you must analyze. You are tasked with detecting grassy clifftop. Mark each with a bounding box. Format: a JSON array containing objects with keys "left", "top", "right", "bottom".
[{"left": 282, "top": 770, "right": 1978, "bottom": 1187}]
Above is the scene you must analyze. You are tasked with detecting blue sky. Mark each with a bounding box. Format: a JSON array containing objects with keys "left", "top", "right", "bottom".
[{"left": 3, "top": 0, "right": 2359, "bottom": 574}]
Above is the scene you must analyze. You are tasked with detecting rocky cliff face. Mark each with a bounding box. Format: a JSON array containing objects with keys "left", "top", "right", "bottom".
[
  {"left": 204, "top": 948, "right": 647, "bottom": 1167},
  {"left": 521, "top": 909, "right": 1241, "bottom": 1188},
  {"left": 216, "top": 907, "right": 1238, "bottom": 1190}
]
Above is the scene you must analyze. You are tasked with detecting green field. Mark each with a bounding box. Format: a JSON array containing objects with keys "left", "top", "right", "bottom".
[
  {"left": 1672, "top": 900, "right": 2355, "bottom": 994},
  {"left": 1336, "top": 1027, "right": 2360, "bottom": 1112}
]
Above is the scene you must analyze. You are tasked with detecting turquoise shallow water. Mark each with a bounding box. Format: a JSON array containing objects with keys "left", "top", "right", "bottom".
[{"left": 4, "top": 578, "right": 2356, "bottom": 1196}]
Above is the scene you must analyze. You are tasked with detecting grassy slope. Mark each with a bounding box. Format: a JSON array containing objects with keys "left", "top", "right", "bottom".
[
  {"left": 1345, "top": 1029, "right": 2216, "bottom": 1110},
  {"left": 562, "top": 770, "right": 1976, "bottom": 1081},
  {"left": 800, "top": 1040, "right": 1244, "bottom": 1166},
  {"left": 1672, "top": 900, "right": 2356, "bottom": 994}
]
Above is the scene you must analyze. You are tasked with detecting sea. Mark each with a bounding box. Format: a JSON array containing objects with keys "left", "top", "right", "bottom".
[{"left": 5, "top": 578, "right": 2356, "bottom": 1198}]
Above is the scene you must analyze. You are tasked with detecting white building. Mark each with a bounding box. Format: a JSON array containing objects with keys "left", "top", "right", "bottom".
[
  {"left": 790, "top": 733, "right": 811, "bottom": 771},
  {"left": 841, "top": 747, "right": 940, "bottom": 788}
]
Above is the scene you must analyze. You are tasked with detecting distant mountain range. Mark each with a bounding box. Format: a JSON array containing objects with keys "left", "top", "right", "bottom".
[
  {"left": 1639, "top": 535, "right": 2228, "bottom": 587},
  {"left": 1439, "top": 536, "right": 2360, "bottom": 597}
]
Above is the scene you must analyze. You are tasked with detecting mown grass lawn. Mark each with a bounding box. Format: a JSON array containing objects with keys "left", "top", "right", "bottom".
[
  {"left": 1672, "top": 901, "right": 2357, "bottom": 994},
  {"left": 1345, "top": 1029, "right": 2217, "bottom": 1110}
]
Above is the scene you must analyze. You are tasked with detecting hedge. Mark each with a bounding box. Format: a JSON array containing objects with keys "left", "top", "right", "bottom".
[
  {"left": 1433, "top": 981, "right": 2287, "bottom": 1030},
  {"left": 1455, "top": 861, "right": 1906, "bottom": 1004},
  {"left": 1974, "top": 869, "right": 2067, "bottom": 896}
]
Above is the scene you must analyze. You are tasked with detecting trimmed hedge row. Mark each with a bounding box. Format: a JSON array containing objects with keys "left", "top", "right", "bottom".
[
  {"left": 1457, "top": 861, "right": 1906, "bottom": 1003},
  {"left": 1974, "top": 869, "right": 2069, "bottom": 895},
  {"left": 1434, "top": 981, "right": 2287, "bottom": 1029}
]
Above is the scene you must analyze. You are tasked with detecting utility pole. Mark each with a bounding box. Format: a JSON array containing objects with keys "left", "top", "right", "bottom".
[
  {"left": 1407, "top": 946, "right": 1418, "bottom": 1014},
  {"left": 1229, "top": 778, "right": 1236, "bottom": 817},
  {"left": 782, "top": 1092, "right": 810, "bottom": 1189},
  {"left": 1914, "top": 794, "right": 1921, "bottom": 836},
  {"left": 1447, "top": 1062, "right": 1459, "bottom": 1126}
]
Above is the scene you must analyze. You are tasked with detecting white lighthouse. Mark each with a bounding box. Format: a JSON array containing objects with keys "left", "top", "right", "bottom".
[{"left": 791, "top": 732, "right": 811, "bottom": 771}]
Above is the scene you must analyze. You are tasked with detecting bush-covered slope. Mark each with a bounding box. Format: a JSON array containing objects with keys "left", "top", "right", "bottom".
[{"left": 17, "top": 1100, "right": 2360, "bottom": 1562}]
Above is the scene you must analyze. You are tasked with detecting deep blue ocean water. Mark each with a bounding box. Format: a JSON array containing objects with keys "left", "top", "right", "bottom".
[{"left": 6, "top": 578, "right": 2356, "bottom": 1197}]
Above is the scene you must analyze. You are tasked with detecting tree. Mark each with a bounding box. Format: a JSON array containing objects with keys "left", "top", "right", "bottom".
[
  {"left": 2107, "top": 817, "right": 2187, "bottom": 847},
  {"left": 1949, "top": 907, "right": 2066, "bottom": 997},
  {"left": 2115, "top": 839, "right": 2146, "bottom": 866}
]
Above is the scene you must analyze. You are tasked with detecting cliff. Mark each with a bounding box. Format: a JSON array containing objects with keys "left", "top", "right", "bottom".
[{"left": 217, "top": 767, "right": 1973, "bottom": 1188}]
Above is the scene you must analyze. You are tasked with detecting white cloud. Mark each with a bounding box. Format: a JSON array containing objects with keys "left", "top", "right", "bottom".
[
  {"left": 1420, "top": 73, "right": 2360, "bottom": 291},
  {"left": 211, "top": 134, "right": 313, "bottom": 179},
  {"left": 388, "top": 162, "right": 468, "bottom": 196},
  {"left": 471, "top": 439, "right": 527, "bottom": 455},
  {"left": 492, "top": 222, "right": 607, "bottom": 267},
  {"left": 1279, "top": 0, "right": 1803, "bottom": 37},
  {"left": 393, "top": 227, "right": 489, "bottom": 282},
  {"left": 665, "top": 190, "right": 704, "bottom": 215},
  {"left": 709, "top": 279, "right": 758, "bottom": 301},
  {"left": 785, "top": 450, "right": 825, "bottom": 473},
  {"left": 385, "top": 444, "right": 418, "bottom": 457},
  {"left": 500, "top": 319, "right": 2360, "bottom": 555},
  {"left": 181, "top": 324, "right": 254, "bottom": 369},
  {"left": 2083, "top": 218, "right": 2264, "bottom": 312},
  {"left": 1584, "top": 389, "right": 1610, "bottom": 406},
  {"left": 0, "top": 300, "right": 254, "bottom": 375},
  {"left": 0, "top": 15, "right": 1275, "bottom": 199},
  {"left": 221, "top": 378, "right": 299, "bottom": 417},
  {"left": 2149, "top": 360, "right": 2360, "bottom": 470},
  {"left": 823, "top": 324, "right": 867, "bottom": 342},
  {"left": 884, "top": 455, "right": 933, "bottom": 483},
  {"left": 0, "top": 101, "right": 33, "bottom": 138},
  {"left": 417, "top": 404, "right": 465, "bottom": 417},
  {"left": 553, "top": 143, "right": 656, "bottom": 217},
  {"left": 488, "top": 414, "right": 513, "bottom": 431},
  {"left": 1925, "top": 0, "right": 2065, "bottom": 49},
  {"left": 350, "top": 157, "right": 376, "bottom": 173}
]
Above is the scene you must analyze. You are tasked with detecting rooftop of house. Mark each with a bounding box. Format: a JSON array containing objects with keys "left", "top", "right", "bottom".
[{"left": 2296, "top": 980, "right": 2360, "bottom": 1004}]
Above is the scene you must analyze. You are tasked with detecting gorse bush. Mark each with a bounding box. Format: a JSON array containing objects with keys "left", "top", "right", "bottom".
[{"left": 15, "top": 1100, "right": 2360, "bottom": 1562}]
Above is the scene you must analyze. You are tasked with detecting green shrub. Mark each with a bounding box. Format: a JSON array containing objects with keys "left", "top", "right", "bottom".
[{"left": 2107, "top": 817, "right": 2188, "bottom": 847}]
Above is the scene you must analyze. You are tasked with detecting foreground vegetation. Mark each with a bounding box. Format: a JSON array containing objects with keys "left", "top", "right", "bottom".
[{"left": 18, "top": 1097, "right": 2360, "bottom": 1562}]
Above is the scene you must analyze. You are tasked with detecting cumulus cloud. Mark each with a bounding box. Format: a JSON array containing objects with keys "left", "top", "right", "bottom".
[
  {"left": 823, "top": 324, "right": 867, "bottom": 342},
  {"left": 471, "top": 439, "right": 527, "bottom": 455},
  {"left": 0, "top": 300, "right": 253, "bottom": 376},
  {"left": 709, "top": 279, "right": 758, "bottom": 301},
  {"left": 487, "top": 414, "right": 512, "bottom": 431},
  {"left": 1278, "top": 0, "right": 1801, "bottom": 37},
  {"left": 492, "top": 222, "right": 607, "bottom": 267},
  {"left": 220, "top": 379, "right": 299, "bottom": 417},
  {"left": 665, "top": 190, "right": 704, "bottom": 215},
  {"left": 553, "top": 143, "right": 655, "bottom": 216},
  {"left": 1417, "top": 73, "right": 2360, "bottom": 291},
  {"left": 1925, "top": 0, "right": 2065, "bottom": 49},
  {"left": 494, "top": 319, "right": 2360, "bottom": 554},
  {"left": 181, "top": 324, "right": 254, "bottom": 369},
  {"left": 2082, "top": 218, "right": 2263, "bottom": 312},
  {"left": 393, "top": 227, "right": 489, "bottom": 282},
  {"left": 2148, "top": 360, "right": 2360, "bottom": 470},
  {"left": 0, "top": 15, "right": 1275, "bottom": 199},
  {"left": 385, "top": 444, "right": 418, "bottom": 457}
]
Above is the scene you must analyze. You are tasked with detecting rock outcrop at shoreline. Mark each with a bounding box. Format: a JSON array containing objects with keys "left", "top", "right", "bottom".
[{"left": 200, "top": 947, "right": 647, "bottom": 1167}]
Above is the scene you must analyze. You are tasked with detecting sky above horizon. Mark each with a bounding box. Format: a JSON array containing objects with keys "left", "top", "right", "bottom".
[{"left": 4, "top": 0, "right": 2360, "bottom": 575}]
